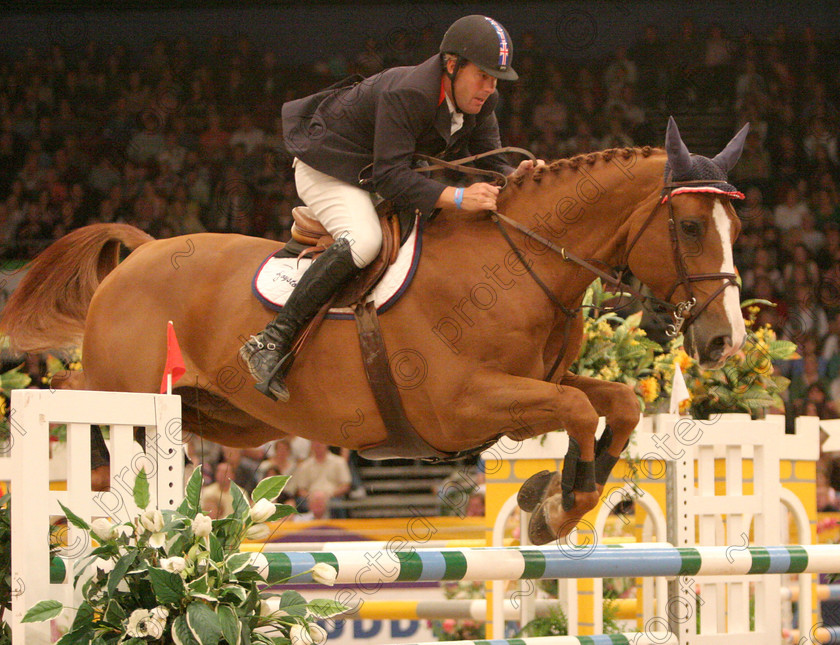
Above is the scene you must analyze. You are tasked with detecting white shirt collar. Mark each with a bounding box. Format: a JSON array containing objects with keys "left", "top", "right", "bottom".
[{"left": 444, "top": 91, "right": 464, "bottom": 136}]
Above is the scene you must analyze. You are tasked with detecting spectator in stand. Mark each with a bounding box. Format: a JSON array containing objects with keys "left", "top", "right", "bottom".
[
  {"left": 602, "top": 46, "right": 637, "bottom": 101},
  {"left": 199, "top": 109, "right": 231, "bottom": 165},
  {"left": 292, "top": 490, "right": 329, "bottom": 522},
  {"left": 531, "top": 89, "right": 568, "bottom": 140},
  {"left": 200, "top": 461, "right": 235, "bottom": 519},
  {"left": 803, "top": 117, "right": 839, "bottom": 166},
  {"left": 735, "top": 59, "right": 768, "bottom": 112},
  {"left": 794, "top": 212, "right": 827, "bottom": 257},
  {"left": 783, "top": 243, "right": 821, "bottom": 287},
  {"left": 773, "top": 184, "right": 811, "bottom": 232},
  {"left": 731, "top": 129, "right": 772, "bottom": 186},
  {"left": 293, "top": 441, "right": 351, "bottom": 518},
  {"left": 157, "top": 131, "right": 188, "bottom": 174},
  {"left": 743, "top": 246, "right": 784, "bottom": 296},
  {"left": 564, "top": 119, "right": 598, "bottom": 157},
  {"left": 163, "top": 183, "right": 205, "bottom": 236},
  {"left": 256, "top": 439, "right": 298, "bottom": 504},
  {"left": 783, "top": 283, "right": 829, "bottom": 347},
  {"left": 630, "top": 24, "right": 667, "bottom": 107},
  {"left": 600, "top": 116, "right": 633, "bottom": 149},
  {"left": 229, "top": 113, "right": 265, "bottom": 155},
  {"left": 821, "top": 312, "right": 840, "bottom": 382},
  {"left": 703, "top": 24, "right": 733, "bottom": 108},
  {"left": 126, "top": 111, "right": 165, "bottom": 165}
]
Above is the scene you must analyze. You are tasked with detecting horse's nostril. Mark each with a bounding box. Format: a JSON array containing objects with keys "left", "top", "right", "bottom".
[{"left": 708, "top": 335, "right": 732, "bottom": 359}]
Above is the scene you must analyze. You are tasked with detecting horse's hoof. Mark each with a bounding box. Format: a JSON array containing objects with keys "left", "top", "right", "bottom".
[
  {"left": 517, "top": 470, "right": 556, "bottom": 513},
  {"left": 528, "top": 504, "right": 557, "bottom": 545}
]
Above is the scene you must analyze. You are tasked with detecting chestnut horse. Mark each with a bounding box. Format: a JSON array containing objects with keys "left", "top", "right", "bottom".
[{"left": 1, "top": 119, "right": 748, "bottom": 544}]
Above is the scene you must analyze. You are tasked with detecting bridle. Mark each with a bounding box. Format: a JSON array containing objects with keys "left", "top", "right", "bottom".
[
  {"left": 408, "top": 150, "right": 740, "bottom": 380},
  {"left": 490, "top": 178, "right": 740, "bottom": 380}
]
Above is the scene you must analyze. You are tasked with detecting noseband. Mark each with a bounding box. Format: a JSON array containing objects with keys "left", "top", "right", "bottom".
[{"left": 491, "top": 179, "right": 740, "bottom": 379}]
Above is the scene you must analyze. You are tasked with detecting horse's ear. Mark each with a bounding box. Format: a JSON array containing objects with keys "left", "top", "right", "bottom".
[
  {"left": 665, "top": 116, "right": 692, "bottom": 177},
  {"left": 712, "top": 122, "right": 750, "bottom": 174}
]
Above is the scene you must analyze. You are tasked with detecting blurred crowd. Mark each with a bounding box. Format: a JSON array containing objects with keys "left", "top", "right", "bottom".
[{"left": 2, "top": 19, "right": 840, "bottom": 510}]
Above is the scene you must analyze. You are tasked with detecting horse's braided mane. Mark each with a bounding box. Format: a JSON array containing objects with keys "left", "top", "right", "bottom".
[{"left": 509, "top": 146, "right": 658, "bottom": 188}]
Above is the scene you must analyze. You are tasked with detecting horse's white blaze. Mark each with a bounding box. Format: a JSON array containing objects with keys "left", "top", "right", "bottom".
[{"left": 712, "top": 200, "right": 746, "bottom": 356}]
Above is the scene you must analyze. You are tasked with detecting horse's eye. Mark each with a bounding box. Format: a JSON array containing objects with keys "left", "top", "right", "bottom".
[{"left": 681, "top": 220, "right": 703, "bottom": 238}]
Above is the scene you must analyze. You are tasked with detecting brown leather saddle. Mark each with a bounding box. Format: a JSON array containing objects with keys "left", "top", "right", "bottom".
[
  {"left": 287, "top": 204, "right": 454, "bottom": 461},
  {"left": 289, "top": 203, "right": 400, "bottom": 308}
]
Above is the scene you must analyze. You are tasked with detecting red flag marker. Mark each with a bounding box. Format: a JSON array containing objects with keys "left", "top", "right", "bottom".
[{"left": 160, "top": 320, "right": 186, "bottom": 394}]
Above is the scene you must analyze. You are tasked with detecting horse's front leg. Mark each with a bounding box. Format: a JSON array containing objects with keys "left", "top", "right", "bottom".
[
  {"left": 459, "top": 372, "right": 601, "bottom": 545},
  {"left": 561, "top": 373, "right": 640, "bottom": 494}
]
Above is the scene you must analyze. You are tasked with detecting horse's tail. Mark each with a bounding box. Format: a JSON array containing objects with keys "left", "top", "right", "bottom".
[{"left": 0, "top": 223, "right": 155, "bottom": 353}]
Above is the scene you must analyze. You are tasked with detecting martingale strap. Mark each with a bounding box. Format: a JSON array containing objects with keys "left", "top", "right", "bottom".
[{"left": 353, "top": 300, "right": 451, "bottom": 460}]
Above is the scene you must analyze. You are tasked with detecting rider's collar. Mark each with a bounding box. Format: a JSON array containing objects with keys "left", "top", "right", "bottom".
[{"left": 443, "top": 92, "right": 464, "bottom": 136}]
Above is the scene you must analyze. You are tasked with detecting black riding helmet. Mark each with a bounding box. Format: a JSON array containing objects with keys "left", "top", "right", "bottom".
[{"left": 440, "top": 15, "right": 519, "bottom": 82}]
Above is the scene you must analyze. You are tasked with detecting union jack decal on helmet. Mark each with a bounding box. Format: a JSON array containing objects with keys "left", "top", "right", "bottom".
[{"left": 484, "top": 16, "right": 510, "bottom": 69}]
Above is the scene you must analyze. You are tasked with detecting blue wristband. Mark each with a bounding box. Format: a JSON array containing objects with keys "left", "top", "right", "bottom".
[{"left": 454, "top": 188, "right": 464, "bottom": 209}]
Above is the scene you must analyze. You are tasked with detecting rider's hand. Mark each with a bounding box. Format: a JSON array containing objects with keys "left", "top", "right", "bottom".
[
  {"left": 512, "top": 158, "right": 547, "bottom": 179},
  {"left": 460, "top": 182, "right": 499, "bottom": 211}
]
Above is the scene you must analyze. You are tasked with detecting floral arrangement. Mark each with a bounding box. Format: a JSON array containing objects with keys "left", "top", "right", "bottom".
[
  {"left": 429, "top": 581, "right": 485, "bottom": 641},
  {"left": 572, "top": 280, "right": 664, "bottom": 412},
  {"left": 574, "top": 282, "right": 798, "bottom": 418},
  {"left": 0, "top": 336, "right": 83, "bottom": 445},
  {"left": 680, "top": 304, "right": 797, "bottom": 419},
  {"left": 23, "top": 469, "right": 344, "bottom": 645}
]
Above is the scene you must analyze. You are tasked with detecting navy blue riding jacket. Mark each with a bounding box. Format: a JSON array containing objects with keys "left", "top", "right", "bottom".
[{"left": 282, "top": 55, "right": 513, "bottom": 219}]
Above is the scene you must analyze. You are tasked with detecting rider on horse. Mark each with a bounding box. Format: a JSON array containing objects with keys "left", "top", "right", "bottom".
[{"left": 241, "top": 15, "right": 543, "bottom": 401}]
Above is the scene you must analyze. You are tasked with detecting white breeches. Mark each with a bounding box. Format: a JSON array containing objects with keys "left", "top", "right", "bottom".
[{"left": 293, "top": 158, "right": 382, "bottom": 268}]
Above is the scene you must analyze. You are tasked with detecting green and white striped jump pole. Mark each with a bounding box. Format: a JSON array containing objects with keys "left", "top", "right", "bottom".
[
  {"left": 255, "top": 543, "right": 840, "bottom": 584},
  {"left": 51, "top": 543, "right": 840, "bottom": 585}
]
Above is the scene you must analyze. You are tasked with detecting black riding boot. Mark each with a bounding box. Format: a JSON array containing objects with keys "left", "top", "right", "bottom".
[{"left": 241, "top": 238, "right": 359, "bottom": 401}]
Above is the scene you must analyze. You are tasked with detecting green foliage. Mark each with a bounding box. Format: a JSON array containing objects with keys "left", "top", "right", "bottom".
[
  {"left": 574, "top": 282, "right": 797, "bottom": 419},
  {"left": 22, "top": 470, "right": 344, "bottom": 644},
  {"left": 0, "top": 495, "right": 12, "bottom": 645}
]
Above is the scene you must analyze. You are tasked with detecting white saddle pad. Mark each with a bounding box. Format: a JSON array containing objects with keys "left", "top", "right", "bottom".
[{"left": 252, "top": 219, "right": 421, "bottom": 318}]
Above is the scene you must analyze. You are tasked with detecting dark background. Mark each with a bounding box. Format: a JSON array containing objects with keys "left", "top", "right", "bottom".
[{"left": 3, "top": 1, "right": 840, "bottom": 65}]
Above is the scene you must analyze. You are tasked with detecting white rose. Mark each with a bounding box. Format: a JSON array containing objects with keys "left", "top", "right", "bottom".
[
  {"left": 311, "top": 562, "right": 337, "bottom": 587},
  {"left": 113, "top": 524, "right": 133, "bottom": 540},
  {"left": 150, "top": 606, "right": 169, "bottom": 622},
  {"left": 192, "top": 513, "right": 212, "bottom": 538},
  {"left": 139, "top": 509, "right": 164, "bottom": 533},
  {"left": 93, "top": 557, "right": 115, "bottom": 575},
  {"left": 145, "top": 615, "right": 165, "bottom": 640},
  {"left": 247, "top": 552, "right": 270, "bottom": 579},
  {"left": 126, "top": 609, "right": 153, "bottom": 638},
  {"left": 259, "top": 600, "right": 276, "bottom": 617},
  {"left": 90, "top": 518, "right": 115, "bottom": 541},
  {"left": 245, "top": 523, "right": 271, "bottom": 541},
  {"left": 289, "top": 624, "right": 308, "bottom": 645},
  {"left": 307, "top": 623, "right": 328, "bottom": 645},
  {"left": 149, "top": 532, "right": 166, "bottom": 549},
  {"left": 160, "top": 556, "right": 186, "bottom": 574},
  {"left": 249, "top": 498, "right": 276, "bottom": 523}
]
